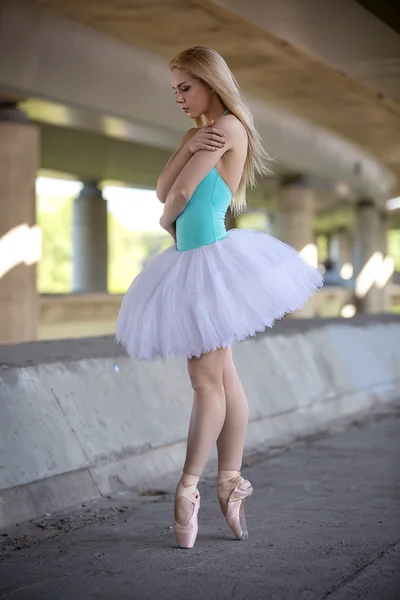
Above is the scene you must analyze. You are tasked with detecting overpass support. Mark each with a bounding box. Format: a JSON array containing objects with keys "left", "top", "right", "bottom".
[
  {"left": 275, "top": 176, "right": 317, "bottom": 317},
  {"left": 378, "top": 210, "right": 391, "bottom": 312},
  {"left": 330, "top": 227, "right": 352, "bottom": 273},
  {"left": 353, "top": 200, "right": 389, "bottom": 314},
  {"left": 72, "top": 183, "right": 108, "bottom": 293},
  {"left": 0, "top": 103, "right": 39, "bottom": 343}
]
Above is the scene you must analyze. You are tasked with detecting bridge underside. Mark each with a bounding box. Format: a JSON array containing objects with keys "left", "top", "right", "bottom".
[{"left": 27, "top": 0, "right": 400, "bottom": 196}]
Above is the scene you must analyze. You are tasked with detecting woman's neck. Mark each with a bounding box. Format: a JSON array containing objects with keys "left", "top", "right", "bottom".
[{"left": 203, "top": 102, "right": 227, "bottom": 124}]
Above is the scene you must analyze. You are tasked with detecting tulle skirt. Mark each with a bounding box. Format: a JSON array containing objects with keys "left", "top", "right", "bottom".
[{"left": 115, "top": 229, "right": 323, "bottom": 361}]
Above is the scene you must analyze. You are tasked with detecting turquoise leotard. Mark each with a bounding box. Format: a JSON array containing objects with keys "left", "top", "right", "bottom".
[{"left": 176, "top": 110, "right": 233, "bottom": 252}]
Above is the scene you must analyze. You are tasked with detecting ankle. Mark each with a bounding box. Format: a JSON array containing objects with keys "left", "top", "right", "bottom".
[
  {"left": 217, "top": 469, "right": 240, "bottom": 485},
  {"left": 174, "top": 473, "right": 200, "bottom": 528},
  {"left": 176, "top": 473, "right": 200, "bottom": 502},
  {"left": 179, "top": 472, "right": 200, "bottom": 488}
]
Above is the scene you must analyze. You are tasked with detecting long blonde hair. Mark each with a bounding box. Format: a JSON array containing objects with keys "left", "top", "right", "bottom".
[{"left": 169, "top": 46, "right": 272, "bottom": 214}]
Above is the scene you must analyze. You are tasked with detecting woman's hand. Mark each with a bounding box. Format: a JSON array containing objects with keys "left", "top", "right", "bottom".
[
  {"left": 186, "top": 125, "right": 226, "bottom": 154},
  {"left": 159, "top": 216, "right": 176, "bottom": 243}
]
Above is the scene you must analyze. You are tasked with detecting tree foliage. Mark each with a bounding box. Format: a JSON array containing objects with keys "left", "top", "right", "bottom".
[{"left": 37, "top": 196, "right": 173, "bottom": 294}]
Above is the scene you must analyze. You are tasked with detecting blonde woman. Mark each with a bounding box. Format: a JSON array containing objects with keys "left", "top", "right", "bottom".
[{"left": 116, "top": 46, "right": 323, "bottom": 549}]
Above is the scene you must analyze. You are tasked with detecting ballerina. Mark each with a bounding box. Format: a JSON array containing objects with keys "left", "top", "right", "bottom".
[{"left": 116, "top": 45, "right": 323, "bottom": 548}]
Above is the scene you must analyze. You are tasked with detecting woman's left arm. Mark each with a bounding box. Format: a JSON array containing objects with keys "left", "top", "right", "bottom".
[{"left": 160, "top": 118, "right": 237, "bottom": 229}]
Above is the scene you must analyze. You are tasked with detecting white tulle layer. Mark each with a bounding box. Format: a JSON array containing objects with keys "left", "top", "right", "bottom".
[{"left": 116, "top": 229, "right": 323, "bottom": 361}]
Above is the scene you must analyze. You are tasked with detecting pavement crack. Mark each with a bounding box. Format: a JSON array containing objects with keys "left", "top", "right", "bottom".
[{"left": 322, "top": 540, "right": 400, "bottom": 598}]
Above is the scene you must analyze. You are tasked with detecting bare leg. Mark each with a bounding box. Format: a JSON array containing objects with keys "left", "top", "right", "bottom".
[
  {"left": 217, "top": 347, "right": 249, "bottom": 472},
  {"left": 216, "top": 347, "right": 251, "bottom": 530},
  {"left": 175, "top": 347, "right": 228, "bottom": 526}
]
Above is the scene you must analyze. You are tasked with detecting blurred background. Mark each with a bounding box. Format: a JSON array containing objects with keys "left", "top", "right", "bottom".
[{"left": 1, "top": 0, "right": 400, "bottom": 344}]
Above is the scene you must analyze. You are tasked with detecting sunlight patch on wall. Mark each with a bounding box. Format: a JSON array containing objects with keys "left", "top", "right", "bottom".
[{"left": 0, "top": 224, "right": 41, "bottom": 278}]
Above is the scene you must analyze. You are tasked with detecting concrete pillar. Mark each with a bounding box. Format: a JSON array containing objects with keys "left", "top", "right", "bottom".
[
  {"left": 377, "top": 209, "right": 391, "bottom": 312},
  {"left": 276, "top": 176, "right": 315, "bottom": 254},
  {"left": 276, "top": 175, "right": 316, "bottom": 317},
  {"left": 72, "top": 183, "right": 108, "bottom": 293},
  {"left": 267, "top": 211, "right": 279, "bottom": 237},
  {"left": 0, "top": 103, "right": 39, "bottom": 343},
  {"left": 353, "top": 199, "right": 385, "bottom": 313},
  {"left": 337, "top": 227, "right": 352, "bottom": 270},
  {"left": 330, "top": 227, "right": 351, "bottom": 271}
]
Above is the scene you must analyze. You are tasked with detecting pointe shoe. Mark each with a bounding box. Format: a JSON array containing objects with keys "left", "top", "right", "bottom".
[
  {"left": 174, "top": 485, "right": 201, "bottom": 549},
  {"left": 218, "top": 475, "right": 253, "bottom": 540}
]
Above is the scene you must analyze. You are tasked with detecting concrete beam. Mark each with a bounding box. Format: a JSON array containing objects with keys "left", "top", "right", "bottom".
[
  {"left": 38, "top": 123, "right": 171, "bottom": 187},
  {"left": 216, "top": 0, "right": 400, "bottom": 104}
]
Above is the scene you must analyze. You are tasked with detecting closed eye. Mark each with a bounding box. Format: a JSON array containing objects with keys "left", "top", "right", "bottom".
[{"left": 173, "top": 85, "right": 190, "bottom": 95}]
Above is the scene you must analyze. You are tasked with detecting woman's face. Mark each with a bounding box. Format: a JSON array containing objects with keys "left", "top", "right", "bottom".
[{"left": 171, "top": 68, "right": 212, "bottom": 119}]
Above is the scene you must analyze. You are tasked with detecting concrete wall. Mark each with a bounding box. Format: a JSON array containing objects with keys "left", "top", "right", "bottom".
[
  {"left": 37, "top": 287, "right": 400, "bottom": 341},
  {"left": 39, "top": 294, "right": 122, "bottom": 340},
  {"left": 1, "top": 316, "right": 399, "bottom": 529}
]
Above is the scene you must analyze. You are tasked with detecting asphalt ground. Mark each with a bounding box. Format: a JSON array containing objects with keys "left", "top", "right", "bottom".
[{"left": 1, "top": 403, "right": 399, "bottom": 600}]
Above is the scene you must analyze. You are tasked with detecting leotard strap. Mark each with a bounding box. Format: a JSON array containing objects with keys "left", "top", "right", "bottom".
[{"left": 203, "top": 108, "right": 229, "bottom": 128}]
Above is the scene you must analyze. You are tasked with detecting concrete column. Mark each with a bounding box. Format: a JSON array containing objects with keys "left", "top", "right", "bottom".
[
  {"left": 276, "top": 175, "right": 316, "bottom": 317},
  {"left": 353, "top": 199, "right": 384, "bottom": 313},
  {"left": 337, "top": 227, "right": 352, "bottom": 271},
  {"left": 330, "top": 228, "right": 351, "bottom": 271},
  {"left": 0, "top": 103, "right": 39, "bottom": 343},
  {"left": 72, "top": 183, "right": 108, "bottom": 293},
  {"left": 276, "top": 176, "right": 315, "bottom": 253},
  {"left": 267, "top": 211, "right": 279, "bottom": 237},
  {"left": 377, "top": 209, "right": 391, "bottom": 312}
]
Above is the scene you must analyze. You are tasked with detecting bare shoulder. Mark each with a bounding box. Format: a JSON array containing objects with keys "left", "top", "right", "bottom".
[{"left": 218, "top": 114, "right": 248, "bottom": 148}]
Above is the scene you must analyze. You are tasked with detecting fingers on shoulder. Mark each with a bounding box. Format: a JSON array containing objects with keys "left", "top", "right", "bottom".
[{"left": 182, "top": 127, "right": 199, "bottom": 142}]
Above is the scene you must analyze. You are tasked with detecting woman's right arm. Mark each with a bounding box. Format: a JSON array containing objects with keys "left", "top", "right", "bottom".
[
  {"left": 156, "top": 129, "right": 196, "bottom": 204},
  {"left": 156, "top": 126, "right": 226, "bottom": 203}
]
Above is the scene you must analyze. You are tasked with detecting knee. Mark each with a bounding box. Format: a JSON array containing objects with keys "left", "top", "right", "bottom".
[
  {"left": 223, "top": 351, "right": 238, "bottom": 387},
  {"left": 188, "top": 368, "right": 223, "bottom": 396}
]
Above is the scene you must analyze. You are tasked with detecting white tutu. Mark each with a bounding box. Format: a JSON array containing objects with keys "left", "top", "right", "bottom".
[{"left": 115, "top": 229, "right": 323, "bottom": 361}]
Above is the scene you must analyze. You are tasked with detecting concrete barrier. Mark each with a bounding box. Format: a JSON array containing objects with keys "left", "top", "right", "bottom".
[
  {"left": 37, "top": 285, "right": 400, "bottom": 340},
  {"left": 1, "top": 315, "right": 399, "bottom": 529}
]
